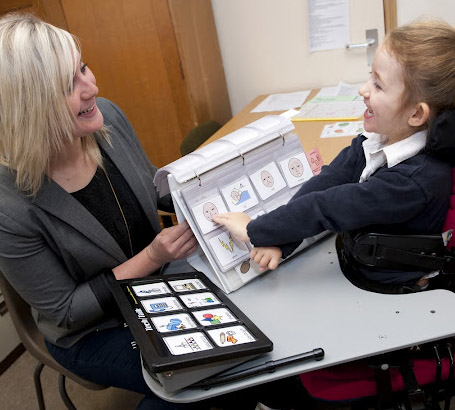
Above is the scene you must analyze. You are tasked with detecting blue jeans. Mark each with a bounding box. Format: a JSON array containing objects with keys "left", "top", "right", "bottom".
[{"left": 45, "top": 325, "right": 218, "bottom": 410}]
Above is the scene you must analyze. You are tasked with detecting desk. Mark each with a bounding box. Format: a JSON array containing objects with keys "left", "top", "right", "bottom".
[
  {"left": 144, "top": 235, "right": 455, "bottom": 403},
  {"left": 145, "top": 94, "right": 455, "bottom": 402},
  {"left": 205, "top": 91, "right": 356, "bottom": 165}
]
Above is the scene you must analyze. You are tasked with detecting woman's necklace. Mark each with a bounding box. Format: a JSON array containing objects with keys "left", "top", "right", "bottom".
[{"left": 102, "top": 168, "right": 134, "bottom": 258}]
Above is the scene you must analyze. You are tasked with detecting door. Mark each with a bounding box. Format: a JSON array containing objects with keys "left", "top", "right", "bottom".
[
  {"left": 0, "top": 0, "right": 196, "bottom": 168},
  {"left": 211, "top": 0, "right": 387, "bottom": 114}
]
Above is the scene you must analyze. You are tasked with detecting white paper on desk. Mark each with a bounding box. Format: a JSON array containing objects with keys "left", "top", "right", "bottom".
[
  {"left": 293, "top": 100, "right": 366, "bottom": 120},
  {"left": 320, "top": 121, "right": 364, "bottom": 138},
  {"left": 308, "top": 0, "right": 349, "bottom": 52},
  {"left": 316, "top": 81, "right": 363, "bottom": 100},
  {"left": 251, "top": 90, "right": 311, "bottom": 113}
]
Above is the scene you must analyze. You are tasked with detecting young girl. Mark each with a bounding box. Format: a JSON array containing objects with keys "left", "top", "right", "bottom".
[{"left": 213, "top": 19, "right": 455, "bottom": 291}]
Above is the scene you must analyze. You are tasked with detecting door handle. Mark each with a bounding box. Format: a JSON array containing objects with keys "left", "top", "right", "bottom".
[
  {"left": 346, "top": 38, "right": 375, "bottom": 49},
  {"left": 345, "top": 29, "right": 378, "bottom": 66}
]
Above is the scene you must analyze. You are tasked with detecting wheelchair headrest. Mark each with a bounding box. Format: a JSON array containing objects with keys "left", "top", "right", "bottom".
[{"left": 425, "top": 109, "right": 455, "bottom": 165}]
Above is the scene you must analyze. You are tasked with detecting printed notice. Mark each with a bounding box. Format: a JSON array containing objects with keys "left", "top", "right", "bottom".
[{"left": 308, "top": 0, "right": 349, "bottom": 52}]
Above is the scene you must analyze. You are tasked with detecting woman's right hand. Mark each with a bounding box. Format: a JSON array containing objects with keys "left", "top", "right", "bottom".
[
  {"left": 146, "top": 221, "right": 198, "bottom": 267},
  {"left": 113, "top": 221, "right": 198, "bottom": 280}
]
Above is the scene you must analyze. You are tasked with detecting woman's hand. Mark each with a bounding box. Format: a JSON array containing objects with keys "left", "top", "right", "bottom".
[
  {"left": 250, "top": 246, "right": 282, "bottom": 271},
  {"left": 146, "top": 221, "right": 198, "bottom": 266},
  {"left": 212, "top": 212, "right": 251, "bottom": 242},
  {"left": 113, "top": 221, "right": 198, "bottom": 280}
]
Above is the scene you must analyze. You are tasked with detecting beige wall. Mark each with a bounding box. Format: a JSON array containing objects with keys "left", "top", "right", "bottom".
[
  {"left": 397, "top": 0, "right": 455, "bottom": 26},
  {"left": 211, "top": 0, "right": 384, "bottom": 115}
]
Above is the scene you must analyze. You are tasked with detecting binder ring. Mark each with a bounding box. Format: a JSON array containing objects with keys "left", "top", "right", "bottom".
[
  {"left": 278, "top": 131, "right": 285, "bottom": 145},
  {"left": 238, "top": 151, "right": 245, "bottom": 165},
  {"left": 194, "top": 170, "right": 201, "bottom": 186}
]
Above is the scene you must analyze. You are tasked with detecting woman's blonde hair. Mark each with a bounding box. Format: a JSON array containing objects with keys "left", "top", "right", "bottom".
[
  {"left": 0, "top": 13, "right": 109, "bottom": 196},
  {"left": 384, "top": 19, "right": 455, "bottom": 127}
]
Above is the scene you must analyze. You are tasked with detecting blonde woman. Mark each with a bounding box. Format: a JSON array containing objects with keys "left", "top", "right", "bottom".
[{"left": 0, "top": 13, "right": 215, "bottom": 409}]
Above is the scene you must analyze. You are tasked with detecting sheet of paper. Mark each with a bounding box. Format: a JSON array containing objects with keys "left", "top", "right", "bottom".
[
  {"left": 251, "top": 90, "right": 311, "bottom": 113},
  {"left": 320, "top": 121, "right": 364, "bottom": 138},
  {"left": 308, "top": 0, "right": 350, "bottom": 52},
  {"left": 315, "top": 81, "right": 363, "bottom": 99},
  {"left": 293, "top": 100, "right": 365, "bottom": 121}
]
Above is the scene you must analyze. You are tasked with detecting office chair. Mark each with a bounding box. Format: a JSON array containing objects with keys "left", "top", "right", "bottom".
[
  {"left": 0, "top": 269, "right": 107, "bottom": 410},
  {"left": 180, "top": 120, "right": 221, "bottom": 157}
]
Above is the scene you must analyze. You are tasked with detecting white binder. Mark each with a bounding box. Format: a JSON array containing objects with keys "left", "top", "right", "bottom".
[{"left": 154, "top": 115, "right": 327, "bottom": 293}]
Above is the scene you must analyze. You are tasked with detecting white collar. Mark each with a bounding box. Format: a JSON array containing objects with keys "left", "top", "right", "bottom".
[{"left": 359, "top": 130, "right": 427, "bottom": 182}]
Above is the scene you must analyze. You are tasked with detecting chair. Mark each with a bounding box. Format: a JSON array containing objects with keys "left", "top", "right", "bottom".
[
  {"left": 0, "top": 269, "right": 107, "bottom": 410},
  {"left": 180, "top": 120, "right": 221, "bottom": 157}
]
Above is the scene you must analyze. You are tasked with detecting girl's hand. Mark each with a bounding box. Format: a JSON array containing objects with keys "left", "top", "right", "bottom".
[
  {"left": 250, "top": 246, "right": 282, "bottom": 271},
  {"left": 212, "top": 212, "right": 251, "bottom": 242}
]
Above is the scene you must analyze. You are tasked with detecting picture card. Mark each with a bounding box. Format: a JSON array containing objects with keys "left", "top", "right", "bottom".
[
  {"left": 163, "top": 332, "right": 214, "bottom": 355},
  {"left": 168, "top": 278, "right": 207, "bottom": 293},
  {"left": 193, "top": 307, "right": 238, "bottom": 326},
  {"left": 208, "top": 231, "right": 250, "bottom": 268},
  {"left": 140, "top": 296, "right": 182, "bottom": 314},
  {"left": 179, "top": 292, "right": 221, "bottom": 308},
  {"left": 279, "top": 152, "right": 313, "bottom": 188},
  {"left": 320, "top": 121, "right": 364, "bottom": 138},
  {"left": 234, "top": 258, "right": 263, "bottom": 283},
  {"left": 207, "top": 325, "right": 256, "bottom": 347},
  {"left": 250, "top": 161, "right": 287, "bottom": 200},
  {"left": 191, "top": 194, "right": 229, "bottom": 234},
  {"left": 151, "top": 313, "right": 197, "bottom": 333},
  {"left": 132, "top": 282, "right": 171, "bottom": 298},
  {"left": 220, "top": 177, "right": 259, "bottom": 212},
  {"left": 306, "top": 148, "right": 324, "bottom": 175}
]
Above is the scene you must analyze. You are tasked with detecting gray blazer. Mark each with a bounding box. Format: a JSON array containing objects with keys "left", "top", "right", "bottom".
[{"left": 0, "top": 98, "right": 173, "bottom": 347}]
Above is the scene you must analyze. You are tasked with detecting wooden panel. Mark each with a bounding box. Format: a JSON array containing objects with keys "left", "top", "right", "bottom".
[
  {"left": 0, "top": 0, "right": 34, "bottom": 14},
  {"left": 168, "top": 0, "right": 232, "bottom": 125},
  {"left": 61, "top": 0, "right": 194, "bottom": 167},
  {"left": 383, "top": 0, "right": 398, "bottom": 33}
]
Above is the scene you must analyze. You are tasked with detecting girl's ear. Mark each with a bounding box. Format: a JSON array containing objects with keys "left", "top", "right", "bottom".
[{"left": 408, "top": 102, "right": 430, "bottom": 127}]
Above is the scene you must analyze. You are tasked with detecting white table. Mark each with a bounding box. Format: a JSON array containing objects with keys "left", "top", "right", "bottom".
[{"left": 144, "top": 234, "right": 455, "bottom": 402}]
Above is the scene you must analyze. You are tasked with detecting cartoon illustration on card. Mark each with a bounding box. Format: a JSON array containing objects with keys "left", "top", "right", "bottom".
[
  {"left": 208, "top": 231, "right": 250, "bottom": 268},
  {"left": 195, "top": 307, "right": 237, "bottom": 326},
  {"left": 151, "top": 313, "right": 197, "bottom": 333},
  {"left": 163, "top": 332, "right": 213, "bottom": 355},
  {"left": 306, "top": 148, "right": 324, "bottom": 175},
  {"left": 207, "top": 325, "right": 256, "bottom": 347},
  {"left": 168, "top": 278, "right": 206, "bottom": 293},
  {"left": 250, "top": 162, "right": 286, "bottom": 200},
  {"left": 192, "top": 194, "right": 228, "bottom": 234},
  {"left": 279, "top": 152, "right": 313, "bottom": 188},
  {"left": 234, "top": 258, "right": 263, "bottom": 282},
  {"left": 220, "top": 177, "right": 259, "bottom": 212},
  {"left": 132, "top": 282, "right": 171, "bottom": 297},
  {"left": 179, "top": 292, "right": 221, "bottom": 308},
  {"left": 140, "top": 297, "right": 182, "bottom": 314}
]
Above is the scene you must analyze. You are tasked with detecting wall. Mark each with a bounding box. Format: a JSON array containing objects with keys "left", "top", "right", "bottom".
[
  {"left": 397, "top": 0, "right": 455, "bottom": 26},
  {"left": 211, "top": 0, "right": 384, "bottom": 115}
]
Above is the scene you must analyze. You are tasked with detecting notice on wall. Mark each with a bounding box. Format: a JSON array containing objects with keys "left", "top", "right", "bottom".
[{"left": 307, "top": 0, "right": 350, "bottom": 52}]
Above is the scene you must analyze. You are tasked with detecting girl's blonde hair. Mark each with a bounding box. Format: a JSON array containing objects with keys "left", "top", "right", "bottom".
[
  {"left": 384, "top": 19, "right": 455, "bottom": 127},
  {"left": 0, "top": 13, "right": 109, "bottom": 196}
]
